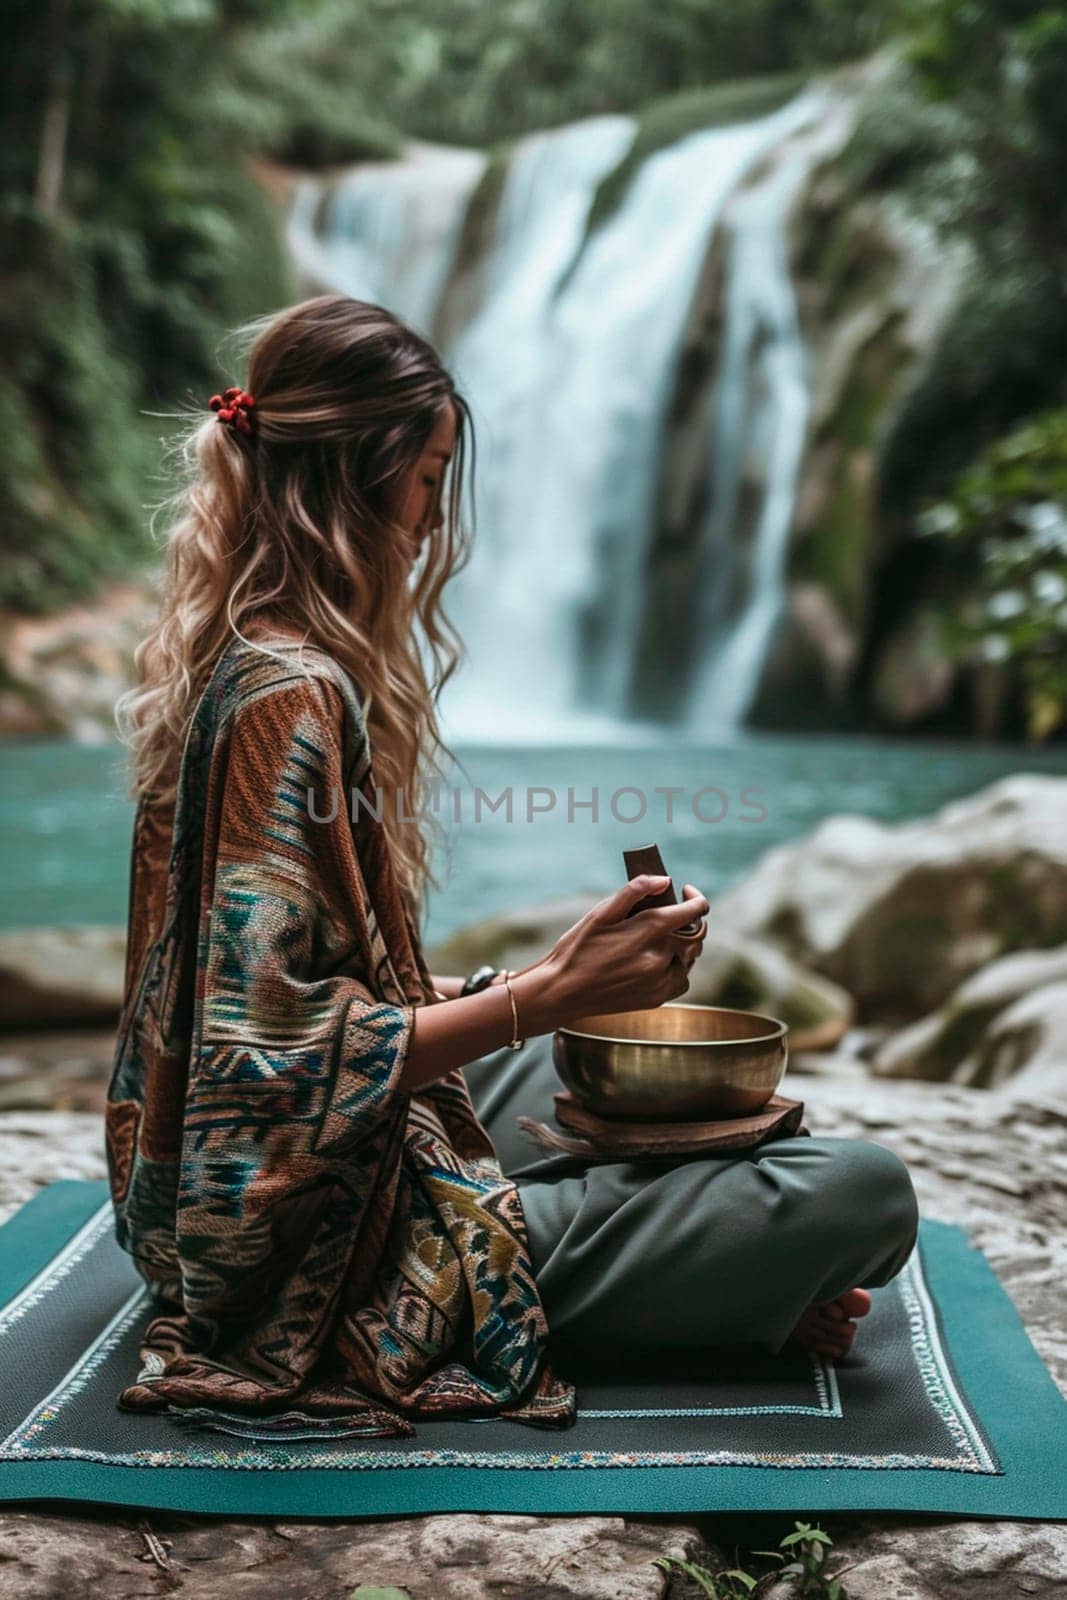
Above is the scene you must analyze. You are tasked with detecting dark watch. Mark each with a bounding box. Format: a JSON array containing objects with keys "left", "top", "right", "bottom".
[{"left": 460, "top": 964, "right": 500, "bottom": 996}]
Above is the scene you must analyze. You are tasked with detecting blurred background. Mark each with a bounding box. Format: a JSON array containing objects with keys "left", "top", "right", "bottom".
[{"left": 1, "top": 1, "right": 1066, "bottom": 1085}]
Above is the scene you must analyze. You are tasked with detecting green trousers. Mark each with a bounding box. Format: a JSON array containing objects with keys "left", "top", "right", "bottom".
[{"left": 463, "top": 1034, "right": 919, "bottom": 1357}]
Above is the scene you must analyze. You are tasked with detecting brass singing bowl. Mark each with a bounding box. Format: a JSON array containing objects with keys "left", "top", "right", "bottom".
[{"left": 552, "top": 1003, "right": 789, "bottom": 1122}]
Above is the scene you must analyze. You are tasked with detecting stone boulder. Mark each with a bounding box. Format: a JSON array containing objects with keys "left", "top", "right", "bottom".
[
  {"left": 0, "top": 578, "right": 158, "bottom": 742},
  {"left": 0, "top": 926, "right": 127, "bottom": 1029},
  {"left": 685, "top": 928, "right": 853, "bottom": 1050},
  {"left": 427, "top": 899, "right": 853, "bottom": 1050},
  {"left": 0, "top": 1507, "right": 697, "bottom": 1599},
  {"left": 952, "top": 981, "right": 1067, "bottom": 1098},
  {"left": 708, "top": 774, "right": 1067, "bottom": 1022},
  {"left": 0, "top": 1028, "right": 117, "bottom": 1112},
  {"left": 873, "top": 944, "right": 1067, "bottom": 1088}
]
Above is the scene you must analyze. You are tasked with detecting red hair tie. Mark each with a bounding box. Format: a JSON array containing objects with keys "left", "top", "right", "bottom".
[{"left": 208, "top": 386, "right": 257, "bottom": 436}]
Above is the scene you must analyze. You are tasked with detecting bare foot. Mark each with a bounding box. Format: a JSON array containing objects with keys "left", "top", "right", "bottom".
[{"left": 785, "top": 1287, "right": 872, "bottom": 1360}]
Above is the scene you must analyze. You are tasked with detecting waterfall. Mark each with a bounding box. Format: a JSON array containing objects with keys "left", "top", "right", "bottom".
[
  {"left": 684, "top": 100, "right": 826, "bottom": 733},
  {"left": 286, "top": 142, "right": 486, "bottom": 335},
  {"left": 287, "top": 91, "right": 838, "bottom": 742},
  {"left": 439, "top": 115, "right": 637, "bottom": 740}
]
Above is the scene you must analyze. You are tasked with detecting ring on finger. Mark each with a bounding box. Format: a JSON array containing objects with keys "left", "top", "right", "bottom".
[{"left": 672, "top": 917, "right": 707, "bottom": 943}]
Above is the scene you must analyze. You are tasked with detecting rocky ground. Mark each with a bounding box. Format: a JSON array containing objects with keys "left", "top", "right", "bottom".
[
  {"left": 0, "top": 1068, "right": 1062, "bottom": 1600},
  {"left": 1, "top": 773, "right": 1064, "bottom": 1594}
]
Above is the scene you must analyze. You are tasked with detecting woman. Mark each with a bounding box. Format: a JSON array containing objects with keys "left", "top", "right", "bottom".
[{"left": 108, "top": 294, "right": 918, "bottom": 1441}]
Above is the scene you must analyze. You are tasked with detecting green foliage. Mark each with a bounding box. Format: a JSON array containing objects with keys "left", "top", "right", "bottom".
[
  {"left": 826, "top": 11, "right": 1067, "bottom": 737},
  {"left": 1, "top": 0, "right": 898, "bottom": 617},
  {"left": 228, "top": 10, "right": 403, "bottom": 166},
  {"left": 901, "top": 0, "right": 1067, "bottom": 254},
  {"left": 655, "top": 1521, "right": 849, "bottom": 1599},
  {"left": 855, "top": 7, "right": 1067, "bottom": 508},
  {"left": 264, "top": 0, "right": 893, "bottom": 151},
  {"left": 916, "top": 409, "right": 1067, "bottom": 740},
  {"left": 838, "top": 63, "right": 966, "bottom": 204},
  {"left": 752, "top": 1522, "right": 847, "bottom": 1599},
  {"left": 0, "top": 0, "right": 340, "bottom": 610},
  {"left": 0, "top": 210, "right": 155, "bottom": 610},
  {"left": 653, "top": 1555, "right": 755, "bottom": 1598}
]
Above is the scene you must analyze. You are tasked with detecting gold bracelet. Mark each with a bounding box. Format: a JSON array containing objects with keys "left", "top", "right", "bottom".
[{"left": 502, "top": 969, "right": 524, "bottom": 1051}]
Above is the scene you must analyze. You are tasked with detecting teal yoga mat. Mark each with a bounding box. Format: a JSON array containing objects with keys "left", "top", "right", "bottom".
[{"left": 0, "top": 1180, "right": 1064, "bottom": 1518}]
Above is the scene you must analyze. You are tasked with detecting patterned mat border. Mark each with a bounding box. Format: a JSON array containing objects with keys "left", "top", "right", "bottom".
[
  {"left": 0, "top": 1201, "right": 995, "bottom": 1474},
  {"left": 0, "top": 1202, "right": 111, "bottom": 1337}
]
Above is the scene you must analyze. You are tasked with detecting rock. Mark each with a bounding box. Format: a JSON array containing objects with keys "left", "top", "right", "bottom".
[
  {"left": 815, "top": 1515, "right": 1067, "bottom": 1600},
  {"left": 685, "top": 928, "right": 854, "bottom": 1050},
  {"left": 872, "top": 945, "right": 1067, "bottom": 1085},
  {"left": 765, "top": 116, "right": 966, "bottom": 733},
  {"left": 427, "top": 899, "right": 854, "bottom": 1050},
  {"left": 708, "top": 774, "right": 1067, "bottom": 1021},
  {"left": 0, "top": 1082, "right": 1065, "bottom": 1593},
  {"left": 0, "top": 1509, "right": 698, "bottom": 1598},
  {"left": 0, "top": 578, "right": 158, "bottom": 742},
  {"left": 752, "top": 583, "right": 859, "bottom": 728},
  {"left": 954, "top": 981, "right": 1067, "bottom": 1098},
  {"left": 869, "top": 1007, "right": 947, "bottom": 1080},
  {"left": 0, "top": 1028, "right": 116, "bottom": 1112},
  {"left": 0, "top": 1112, "right": 107, "bottom": 1223},
  {"left": 0, "top": 925, "right": 127, "bottom": 1028}
]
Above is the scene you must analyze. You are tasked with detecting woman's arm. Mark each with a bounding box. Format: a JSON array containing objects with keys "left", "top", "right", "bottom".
[
  {"left": 408, "top": 879, "right": 710, "bottom": 1096},
  {"left": 400, "top": 961, "right": 565, "bottom": 1094},
  {"left": 427, "top": 968, "right": 529, "bottom": 1000}
]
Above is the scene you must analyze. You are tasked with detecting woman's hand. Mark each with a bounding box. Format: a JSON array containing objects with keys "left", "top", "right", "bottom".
[
  {"left": 401, "top": 877, "right": 709, "bottom": 1090},
  {"left": 537, "top": 874, "right": 710, "bottom": 1022}
]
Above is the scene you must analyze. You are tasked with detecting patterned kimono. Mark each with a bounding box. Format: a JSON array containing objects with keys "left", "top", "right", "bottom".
[{"left": 105, "top": 634, "right": 576, "bottom": 1438}]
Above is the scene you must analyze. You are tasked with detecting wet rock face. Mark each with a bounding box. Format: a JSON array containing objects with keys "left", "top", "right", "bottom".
[
  {"left": 709, "top": 774, "right": 1067, "bottom": 1021},
  {"left": 752, "top": 582, "right": 859, "bottom": 731}
]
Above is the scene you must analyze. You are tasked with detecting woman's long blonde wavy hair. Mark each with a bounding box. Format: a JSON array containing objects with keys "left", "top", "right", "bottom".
[{"left": 115, "top": 294, "right": 475, "bottom": 926}]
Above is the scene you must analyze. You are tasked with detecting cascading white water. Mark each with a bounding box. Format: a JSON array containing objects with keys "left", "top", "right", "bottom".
[
  {"left": 439, "top": 116, "right": 636, "bottom": 740},
  {"left": 684, "top": 95, "right": 828, "bottom": 732},
  {"left": 287, "top": 92, "right": 839, "bottom": 742},
  {"left": 286, "top": 143, "right": 486, "bottom": 335},
  {"left": 445, "top": 96, "right": 834, "bottom": 741}
]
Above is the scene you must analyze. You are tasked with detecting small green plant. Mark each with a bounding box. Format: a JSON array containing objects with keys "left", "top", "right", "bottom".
[
  {"left": 655, "top": 1521, "right": 850, "bottom": 1599},
  {"left": 752, "top": 1523, "right": 848, "bottom": 1598},
  {"left": 652, "top": 1555, "right": 758, "bottom": 1597}
]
